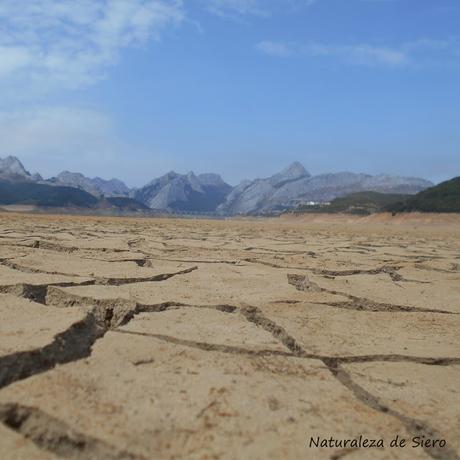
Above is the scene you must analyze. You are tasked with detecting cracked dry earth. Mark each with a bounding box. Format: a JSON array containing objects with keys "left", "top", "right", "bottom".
[{"left": 0, "top": 213, "right": 459, "bottom": 460}]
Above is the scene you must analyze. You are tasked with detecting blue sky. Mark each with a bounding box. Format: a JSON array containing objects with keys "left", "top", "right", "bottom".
[{"left": 0, "top": 0, "right": 459, "bottom": 186}]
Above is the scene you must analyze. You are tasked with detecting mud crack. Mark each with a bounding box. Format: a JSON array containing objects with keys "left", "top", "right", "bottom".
[
  {"left": 114, "top": 330, "right": 293, "bottom": 358},
  {"left": 327, "top": 362, "right": 460, "bottom": 460},
  {"left": 246, "top": 258, "right": 422, "bottom": 283},
  {"left": 0, "top": 312, "right": 103, "bottom": 390},
  {"left": 0, "top": 283, "right": 241, "bottom": 391},
  {"left": 238, "top": 305, "right": 460, "bottom": 460},
  {"left": 287, "top": 273, "right": 457, "bottom": 314},
  {"left": 0, "top": 403, "right": 144, "bottom": 459},
  {"left": 239, "top": 304, "right": 307, "bottom": 357},
  {"left": 0, "top": 259, "right": 198, "bottom": 286},
  {"left": 94, "top": 265, "right": 198, "bottom": 286}
]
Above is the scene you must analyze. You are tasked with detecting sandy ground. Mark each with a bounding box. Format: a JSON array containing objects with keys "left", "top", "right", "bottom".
[{"left": 0, "top": 212, "right": 459, "bottom": 460}]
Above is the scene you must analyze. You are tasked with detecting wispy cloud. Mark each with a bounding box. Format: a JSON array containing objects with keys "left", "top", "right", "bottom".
[
  {"left": 0, "top": 0, "right": 184, "bottom": 91},
  {"left": 255, "top": 41, "right": 294, "bottom": 58},
  {"left": 204, "top": 0, "right": 316, "bottom": 19},
  {"left": 205, "top": 0, "right": 266, "bottom": 17},
  {"left": 256, "top": 38, "right": 460, "bottom": 67},
  {"left": 0, "top": 0, "right": 326, "bottom": 94}
]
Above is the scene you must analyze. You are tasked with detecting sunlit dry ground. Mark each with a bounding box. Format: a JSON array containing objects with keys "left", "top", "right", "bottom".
[{"left": 0, "top": 212, "right": 459, "bottom": 460}]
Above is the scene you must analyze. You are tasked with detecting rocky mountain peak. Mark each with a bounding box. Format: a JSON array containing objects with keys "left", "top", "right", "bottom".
[
  {"left": 0, "top": 155, "right": 31, "bottom": 179},
  {"left": 133, "top": 170, "right": 233, "bottom": 212},
  {"left": 198, "top": 173, "right": 227, "bottom": 187},
  {"left": 269, "top": 162, "right": 310, "bottom": 187},
  {"left": 283, "top": 161, "right": 310, "bottom": 178}
]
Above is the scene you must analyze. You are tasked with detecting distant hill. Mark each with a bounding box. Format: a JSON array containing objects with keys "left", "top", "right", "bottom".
[
  {"left": 0, "top": 180, "right": 149, "bottom": 212},
  {"left": 294, "top": 191, "right": 410, "bottom": 215},
  {"left": 0, "top": 180, "right": 99, "bottom": 207},
  {"left": 386, "top": 177, "right": 460, "bottom": 213},
  {"left": 48, "top": 171, "right": 130, "bottom": 197},
  {"left": 292, "top": 177, "right": 460, "bottom": 215}
]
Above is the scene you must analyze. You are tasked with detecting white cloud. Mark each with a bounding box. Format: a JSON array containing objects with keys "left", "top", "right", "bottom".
[
  {"left": 256, "top": 38, "right": 460, "bottom": 67},
  {"left": 0, "top": 0, "right": 184, "bottom": 90}
]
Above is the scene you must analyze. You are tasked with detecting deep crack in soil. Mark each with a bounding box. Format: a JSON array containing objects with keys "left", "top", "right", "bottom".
[
  {"left": 0, "top": 312, "right": 104, "bottom": 390},
  {"left": 0, "top": 403, "right": 144, "bottom": 460},
  {"left": 0, "top": 283, "right": 239, "bottom": 391}
]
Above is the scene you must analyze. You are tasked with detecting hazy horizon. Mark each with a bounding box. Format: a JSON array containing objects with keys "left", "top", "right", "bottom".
[{"left": 1, "top": 0, "right": 459, "bottom": 187}]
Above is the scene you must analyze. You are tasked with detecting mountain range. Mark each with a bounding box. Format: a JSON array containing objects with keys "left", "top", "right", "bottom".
[
  {"left": 217, "top": 162, "right": 433, "bottom": 215},
  {"left": 0, "top": 155, "right": 435, "bottom": 214}
]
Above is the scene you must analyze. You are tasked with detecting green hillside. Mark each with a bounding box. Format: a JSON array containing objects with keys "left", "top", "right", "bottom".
[{"left": 386, "top": 177, "right": 460, "bottom": 213}]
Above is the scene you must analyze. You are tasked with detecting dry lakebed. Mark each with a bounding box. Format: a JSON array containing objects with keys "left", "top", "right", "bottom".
[{"left": 0, "top": 212, "right": 459, "bottom": 460}]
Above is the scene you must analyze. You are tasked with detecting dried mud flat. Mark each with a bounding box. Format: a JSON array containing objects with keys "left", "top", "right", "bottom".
[{"left": 0, "top": 212, "right": 459, "bottom": 460}]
